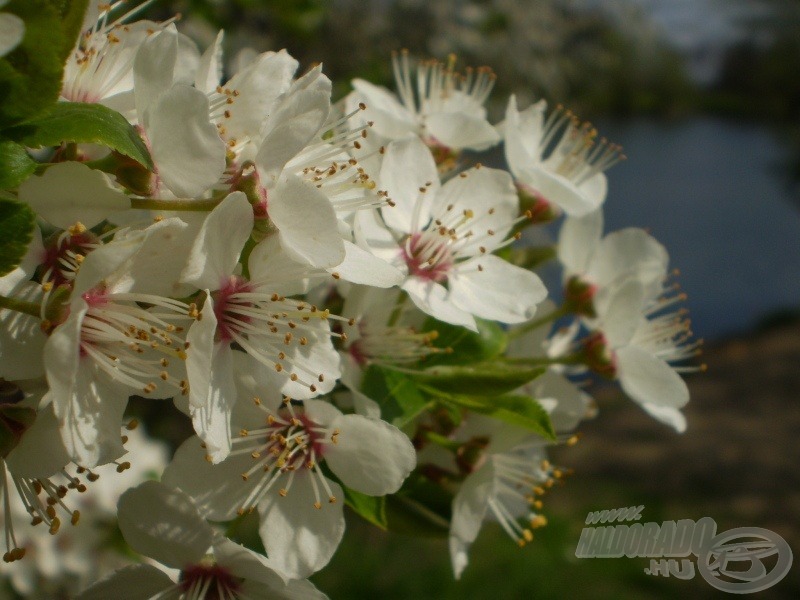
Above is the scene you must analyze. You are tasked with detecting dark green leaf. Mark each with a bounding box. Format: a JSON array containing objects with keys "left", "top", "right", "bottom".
[
  {"left": 0, "top": 140, "right": 36, "bottom": 189},
  {"left": 424, "top": 389, "right": 556, "bottom": 441},
  {"left": 7, "top": 102, "right": 154, "bottom": 170},
  {"left": 55, "top": 0, "right": 90, "bottom": 62},
  {"left": 384, "top": 474, "right": 452, "bottom": 537},
  {"left": 0, "top": 199, "right": 36, "bottom": 277},
  {"left": 420, "top": 317, "right": 507, "bottom": 366},
  {"left": 361, "top": 365, "right": 431, "bottom": 429},
  {"left": 409, "top": 362, "right": 545, "bottom": 396},
  {"left": 0, "top": 1, "right": 65, "bottom": 128},
  {"left": 343, "top": 487, "right": 387, "bottom": 530}
]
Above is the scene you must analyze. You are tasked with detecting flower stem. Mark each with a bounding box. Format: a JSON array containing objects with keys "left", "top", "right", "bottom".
[
  {"left": 507, "top": 305, "right": 569, "bottom": 340},
  {"left": 129, "top": 197, "right": 222, "bottom": 212},
  {"left": 387, "top": 291, "right": 407, "bottom": 327},
  {"left": 423, "top": 430, "right": 461, "bottom": 452},
  {"left": 502, "top": 354, "right": 583, "bottom": 367},
  {"left": 0, "top": 295, "right": 41, "bottom": 319}
]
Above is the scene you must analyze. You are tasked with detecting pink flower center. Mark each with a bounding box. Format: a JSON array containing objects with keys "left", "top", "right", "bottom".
[
  {"left": 40, "top": 230, "right": 98, "bottom": 287},
  {"left": 180, "top": 563, "right": 241, "bottom": 599},
  {"left": 401, "top": 232, "right": 454, "bottom": 283},
  {"left": 212, "top": 276, "right": 254, "bottom": 342}
]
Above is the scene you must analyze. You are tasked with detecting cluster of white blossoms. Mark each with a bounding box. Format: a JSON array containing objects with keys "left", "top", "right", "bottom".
[{"left": 0, "top": 1, "right": 703, "bottom": 597}]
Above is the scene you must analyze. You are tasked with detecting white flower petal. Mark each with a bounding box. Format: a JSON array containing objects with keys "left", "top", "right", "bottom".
[
  {"left": 106, "top": 217, "right": 193, "bottom": 297},
  {"left": 520, "top": 166, "right": 602, "bottom": 216},
  {"left": 502, "top": 96, "right": 546, "bottom": 177},
  {"left": 45, "top": 305, "right": 128, "bottom": 467},
  {"left": 189, "top": 341, "right": 236, "bottom": 463},
  {"left": 175, "top": 32, "right": 201, "bottom": 86},
  {"left": 0, "top": 284, "right": 45, "bottom": 380},
  {"left": 18, "top": 162, "right": 129, "bottom": 229},
  {"left": 0, "top": 225, "right": 42, "bottom": 297},
  {"left": 348, "top": 79, "right": 416, "bottom": 139},
  {"left": 134, "top": 25, "right": 178, "bottom": 120},
  {"left": 402, "top": 278, "right": 476, "bottom": 331},
  {"left": 185, "top": 294, "right": 218, "bottom": 408},
  {"left": 0, "top": 12, "right": 24, "bottom": 57},
  {"left": 527, "top": 370, "right": 589, "bottom": 433},
  {"left": 240, "top": 578, "right": 329, "bottom": 600},
  {"left": 617, "top": 346, "right": 690, "bottom": 409},
  {"left": 146, "top": 84, "right": 227, "bottom": 198},
  {"left": 449, "top": 463, "right": 495, "bottom": 576},
  {"left": 77, "top": 564, "right": 174, "bottom": 600},
  {"left": 379, "top": 138, "right": 439, "bottom": 233},
  {"left": 332, "top": 240, "right": 403, "bottom": 288},
  {"left": 269, "top": 175, "right": 345, "bottom": 269},
  {"left": 162, "top": 437, "right": 259, "bottom": 522},
  {"left": 224, "top": 50, "right": 299, "bottom": 144},
  {"left": 255, "top": 70, "right": 330, "bottom": 179},
  {"left": 558, "top": 209, "right": 603, "bottom": 276},
  {"left": 434, "top": 167, "right": 518, "bottom": 256},
  {"left": 326, "top": 414, "right": 416, "bottom": 496},
  {"left": 353, "top": 208, "right": 402, "bottom": 265},
  {"left": 194, "top": 30, "right": 224, "bottom": 94},
  {"left": 302, "top": 398, "right": 343, "bottom": 425},
  {"left": 599, "top": 279, "right": 645, "bottom": 348},
  {"left": 640, "top": 403, "right": 687, "bottom": 433},
  {"left": 247, "top": 234, "right": 311, "bottom": 296},
  {"left": 425, "top": 111, "right": 500, "bottom": 151},
  {"left": 449, "top": 255, "right": 547, "bottom": 324},
  {"left": 72, "top": 232, "right": 144, "bottom": 297},
  {"left": 214, "top": 537, "right": 286, "bottom": 585},
  {"left": 117, "top": 481, "right": 214, "bottom": 569},
  {"left": 5, "top": 405, "right": 69, "bottom": 479},
  {"left": 181, "top": 191, "right": 252, "bottom": 289},
  {"left": 244, "top": 328, "right": 341, "bottom": 400},
  {"left": 589, "top": 228, "right": 669, "bottom": 297},
  {"left": 258, "top": 474, "right": 345, "bottom": 579}
]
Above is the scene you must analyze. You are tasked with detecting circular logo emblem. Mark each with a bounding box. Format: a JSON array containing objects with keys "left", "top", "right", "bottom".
[{"left": 698, "top": 527, "right": 793, "bottom": 594}]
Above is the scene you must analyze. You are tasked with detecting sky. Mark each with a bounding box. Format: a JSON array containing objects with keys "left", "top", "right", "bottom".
[{"left": 601, "top": 0, "right": 775, "bottom": 82}]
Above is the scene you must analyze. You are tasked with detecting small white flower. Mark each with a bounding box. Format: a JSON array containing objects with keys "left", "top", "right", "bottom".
[
  {"left": 43, "top": 223, "right": 194, "bottom": 467},
  {"left": 77, "top": 480, "right": 327, "bottom": 599},
  {"left": 163, "top": 396, "right": 416, "bottom": 579},
  {"left": 501, "top": 96, "right": 624, "bottom": 217},
  {"left": 347, "top": 51, "right": 500, "bottom": 158},
  {"left": 357, "top": 137, "right": 547, "bottom": 330},
  {"left": 132, "top": 25, "right": 227, "bottom": 198},
  {"left": 61, "top": 1, "right": 187, "bottom": 111},
  {"left": 421, "top": 416, "right": 563, "bottom": 579},
  {"left": 179, "top": 193, "right": 343, "bottom": 462},
  {"left": 557, "top": 209, "right": 669, "bottom": 317},
  {"left": 585, "top": 277, "right": 696, "bottom": 431}
]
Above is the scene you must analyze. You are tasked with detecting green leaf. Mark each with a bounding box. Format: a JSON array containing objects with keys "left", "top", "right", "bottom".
[
  {"left": 343, "top": 487, "right": 387, "bottom": 530},
  {"left": 7, "top": 102, "right": 154, "bottom": 170},
  {"left": 424, "top": 390, "right": 556, "bottom": 441},
  {"left": 408, "top": 362, "right": 545, "bottom": 396},
  {"left": 0, "top": 140, "right": 36, "bottom": 190},
  {"left": 420, "top": 317, "right": 507, "bottom": 366},
  {"left": 55, "top": 0, "right": 90, "bottom": 62},
  {"left": 0, "top": 1, "right": 65, "bottom": 128},
  {"left": 384, "top": 474, "right": 452, "bottom": 537},
  {"left": 361, "top": 365, "right": 431, "bottom": 429},
  {"left": 0, "top": 199, "right": 36, "bottom": 277}
]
